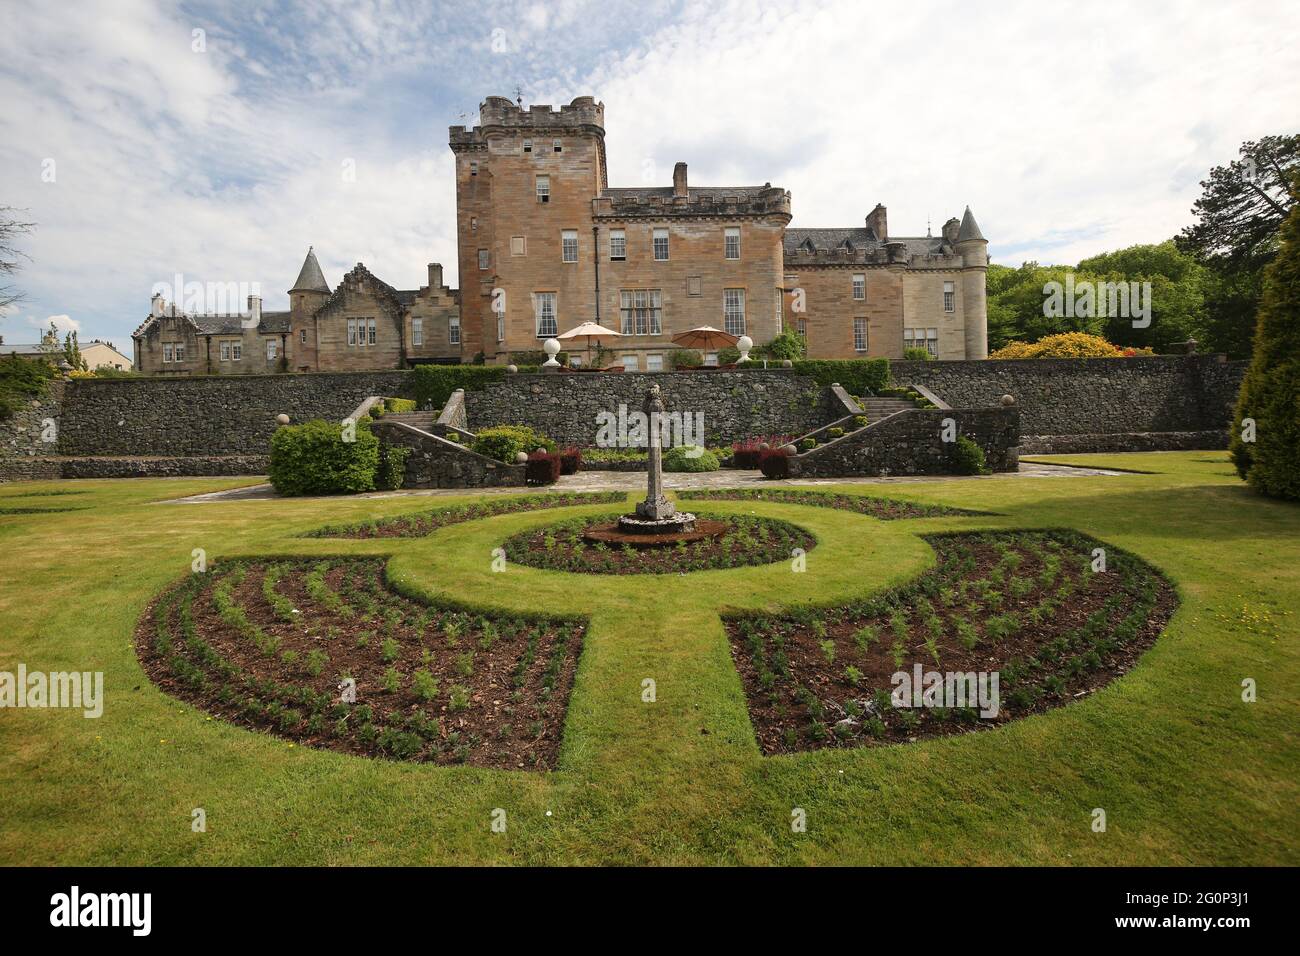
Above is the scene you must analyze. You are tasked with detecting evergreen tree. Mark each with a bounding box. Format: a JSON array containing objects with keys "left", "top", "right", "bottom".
[{"left": 1230, "top": 177, "right": 1300, "bottom": 500}]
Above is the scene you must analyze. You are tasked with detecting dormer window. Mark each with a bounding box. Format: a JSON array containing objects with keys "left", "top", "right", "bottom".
[{"left": 800, "top": 238, "right": 816, "bottom": 254}]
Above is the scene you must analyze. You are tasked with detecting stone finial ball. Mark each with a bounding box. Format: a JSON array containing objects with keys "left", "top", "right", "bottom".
[
  {"left": 831, "top": 382, "right": 840, "bottom": 388},
  {"left": 543, "top": 338, "right": 561, "bottom": 357},
  {"left": 514, "top": 452, "right": 529, "bottom": 464},
  {"left": 759, "top": 442, "right": 770, "bottom": 451},
  {"left": 535, "top": 447, "right": 548, "bottom": 455},
  {"left": 737, "top": 335, "right": 753, "bottom": 351},
  {"left": 275, "top": 413, "right": 290, "bottom": 425},
  {"left": 781, "top": 359, "right": 793, "bottom": 368},
  {"left": 1000, "top": 394, "right": 1016, "bottom": 406},
  {"left": 781, "top": 444, "right": 797, "bottom": 455},
  {"left": 506, "top": 364, "right": 518, "bottom": 374}
]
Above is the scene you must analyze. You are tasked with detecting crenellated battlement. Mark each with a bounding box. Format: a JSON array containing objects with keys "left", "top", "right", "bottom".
[
  {"left": 450, "top": 95, "right": 605, "bottom": 148},
  {"left": 593, "top": 185, "right": 792, "bottom": 222}
]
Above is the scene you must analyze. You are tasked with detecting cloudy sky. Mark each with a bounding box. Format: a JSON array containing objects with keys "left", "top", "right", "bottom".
[{"left": 1, "top": 0, "right": 1297, "bottom": 351}]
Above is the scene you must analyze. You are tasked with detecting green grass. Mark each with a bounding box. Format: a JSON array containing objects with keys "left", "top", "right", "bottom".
[{"left": 0, "top": 452, "right": 1295, "bottom": 865}]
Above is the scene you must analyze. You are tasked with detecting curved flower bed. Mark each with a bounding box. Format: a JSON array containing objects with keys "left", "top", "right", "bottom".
[
  {"left": 502, "top": 512, "right": 816, "bottom": 575},
  {"left": 726, "top": 529, "right": 1176, "bottom": 753}
]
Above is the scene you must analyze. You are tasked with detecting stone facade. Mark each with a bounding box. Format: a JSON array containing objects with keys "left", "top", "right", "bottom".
[
  {"left": 452, "top": 96, "right": 986, "bottom": 365},
  {"left": 466, "top": 369, "right": 840, "bottom": 446},
  {"left": 783, "top": 206, "right": 989, "bottom": 361},
  {"left": 787, "top": 407, "right": 1020, "bottom": 478},
  {"left": 133, "top": 254, "right": 461, "bottom": 375}
]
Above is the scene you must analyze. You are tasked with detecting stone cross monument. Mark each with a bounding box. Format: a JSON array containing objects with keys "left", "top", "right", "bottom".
[{"left": 635, "top": 383, "right": 675, "bottom": 521}]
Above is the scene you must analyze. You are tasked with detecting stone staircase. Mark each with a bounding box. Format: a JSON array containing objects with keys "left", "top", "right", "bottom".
[
  {"left": 382, "top": 410, "right": 438, "bottom": 432},
  {"left": 857, "top": 397, "right": 918, "bottom": 423}
]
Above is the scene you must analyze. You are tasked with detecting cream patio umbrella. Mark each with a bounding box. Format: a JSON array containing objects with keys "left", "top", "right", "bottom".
[
  {"left": 671, "top": 326, "right": 739, "bottom": 365},
  {"left": 556, "top": 320, "right": 622, "bottom": 368}
]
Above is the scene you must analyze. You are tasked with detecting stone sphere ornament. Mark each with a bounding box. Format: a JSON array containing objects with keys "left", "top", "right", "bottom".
[
  {"left": 1001, "top": 394, "right": 1016, "bottom": 406},
  {"left": 781, "top": 444, "right": 798, "bottom": 455},
  {"left": 275, "top": 413, "right": 290, "bottom": 425},
  {"left": 506, "top": 364, "right": 518, "bottom": 374},
  {"left": 542, "top": 338, "right": 562, "bottom": 367},
  {"left": 781, "top": 359, "right": 793, "bottom": 368},
  {"left": 736, "top": 335, "right": 754, "bottom": 362},
  {"left": 514, "top": 452, "right": 529, "bottom": 464}
]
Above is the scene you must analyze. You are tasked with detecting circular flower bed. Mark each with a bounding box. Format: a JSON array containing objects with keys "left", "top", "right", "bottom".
[{"left": 502, "top": 512, "right": 816, "bottom": 575}]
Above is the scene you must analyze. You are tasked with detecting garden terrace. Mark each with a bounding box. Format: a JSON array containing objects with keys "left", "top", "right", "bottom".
[
  {"left": 725, "top": 529, "right": 1176, "bottom": 755},
  {"left": 136, "top": 557, "right": 584, "bottom": 769},
  {"left": 306, "top": 491, "right": 628, "bottom": 538}
]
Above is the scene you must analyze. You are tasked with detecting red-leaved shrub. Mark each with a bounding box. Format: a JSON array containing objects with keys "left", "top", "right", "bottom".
[
  {"left": 559, "top": 446, "right": 583, "bottom": 475},
  {"left": 758, "top": 448, "right": 790, "bottom": 479},
  {"left": 526, "top": 451, "right": 562, "bottom": 485}
]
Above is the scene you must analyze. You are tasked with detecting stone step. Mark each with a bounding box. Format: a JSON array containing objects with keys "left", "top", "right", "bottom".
[{"left": 384, "top": 411, "right": 438, "bottom": 428}]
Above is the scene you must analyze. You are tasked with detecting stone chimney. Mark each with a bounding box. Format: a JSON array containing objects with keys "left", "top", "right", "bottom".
[
  {"left": 151, "top": 292, "right": 165, "bottom": 318},
  {"left": 866, "top": 203, "right": 888, "bottom": 241},
  {"left": 247, "top": 293, "right": 262, "bottom": 324},
  {"left": 673, "top": 162, "right": 688, "bottom": 198},
  {"left": 428, "top": 263, "right": 443, "bottom": 290},
  {"left": 941, "top": 217, "right": 961, "bottom": 243}
]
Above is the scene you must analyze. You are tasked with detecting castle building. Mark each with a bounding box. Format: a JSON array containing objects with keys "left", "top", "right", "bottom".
[
  {"left": 452, "top": 96, "right": 987, "bottom": 366},
  {"left": 134, "top": 96, "right": 987, "bottom": 374},
  {"left": 133, "top": 250, "right": 461, "bottom": 374}
]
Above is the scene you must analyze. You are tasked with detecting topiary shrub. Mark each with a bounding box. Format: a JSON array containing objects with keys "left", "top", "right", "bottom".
[
  {"left": 1231, "top": 180, "right": 1300, "bottom": 500},
  {"left": 826, "top": 426, "right": 844, "bottom": 438},
  {"left": 269, "top": 419, "right": 379, "bottom": 496},
  {"left": 525, "top": 451, "right": 562, "bottom": 486},
  {"left": 471, "top": 425, "right": 556, "bottom": 463},
  {"left": 376, "top": 445, "right": 411, "bottom": 490},
  {"left": 949, "top": 435, "right": 991, "bottom": 475},
  {"left": 800, "top": 437, "right": 818, "bottom": 451},
  {"left": 853, "top": 415, "right": 870, "bottom": 428},
  {"left": 663, "top": 445, "right": 720, "bottom": 472},
  {"left": 903, "top": 347, "right": 934, "bottom": 361},
  {"left": 672, "top": 349, "right": 703, "bottom": 369},
  {"left": 758, "top": 448, "right": 790, "bottom": 479},
  {"left": 559, "top": 446, "right": 583, "bottom": 475}
]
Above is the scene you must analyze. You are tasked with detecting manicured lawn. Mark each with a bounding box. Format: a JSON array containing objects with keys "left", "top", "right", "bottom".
[{"left": 0, "top": 454, "right": 1295, "bottom": 865}]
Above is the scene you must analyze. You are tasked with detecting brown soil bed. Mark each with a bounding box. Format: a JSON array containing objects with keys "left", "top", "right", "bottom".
[
  {"left": 136, "top": 557, "right": 584, "bottom": 769},
  {"left": 306, "top": 491, "right": 628, "bottom": 539},
  {"left": 503, "top": 511, "right": 815, "bottom": 575},
  {"left": 725, "top": 529, "right": 1177, "bottom": 754},
  {"left": 582, "top": 519, "right": 726, "bottom": 548},
  {"left": 682, "top": 488, "right": 991, "bottom": 519}
]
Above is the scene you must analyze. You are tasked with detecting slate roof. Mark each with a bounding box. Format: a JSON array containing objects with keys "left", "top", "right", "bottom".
[
  {"left": 783, "top": 228, "right": 952, "bottom": 258},
  {"left": 186, "top": 311, "right": 292, "bottom": 335}
]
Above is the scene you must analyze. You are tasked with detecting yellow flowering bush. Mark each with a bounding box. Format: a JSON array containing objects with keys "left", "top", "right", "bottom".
[{"left": 990, "top": 332, "right": 1153, "bottom": 359}]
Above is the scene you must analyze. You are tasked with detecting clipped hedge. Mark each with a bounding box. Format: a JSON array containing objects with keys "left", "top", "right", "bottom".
[
  {"left": 758, "top": 448, "right": 790, "bottom": 479},
  {"left": 471, "top": 425, "right": 556, "bottom": 463},
  {"left": 376, "top": 445, "right": 411, "bottom": 490},
  {"left": 269, "top": 419, "right": 379, "bottom": 496},
  {"left": 410, "top": 365, "right": 540, "bottom": 409},
  {"left": 663, "top": 445, "right": 720, "bottom": 472},
  {"left": 949, "top": 436, "right": 991, "bottom": 476},
  {"left": 734, "top": 357, "right": 890, "bottom": 394}
]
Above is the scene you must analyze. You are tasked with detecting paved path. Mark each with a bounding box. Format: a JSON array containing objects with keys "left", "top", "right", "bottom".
[{"left": 164, "top": 460, "right": 1129, "bottom": 504}]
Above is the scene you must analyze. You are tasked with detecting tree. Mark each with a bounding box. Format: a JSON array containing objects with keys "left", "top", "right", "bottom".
[
  {"left": 1230, "top": 176, "right": 1300, "bottom": 500},
  {"left": 63, "top": 331, "right": 86, "bottom": 371},
  {"left": 0, "top": 207, "right": 35, "bottom": 311},
  {"left": 1179, "top": 135, "right": 1299, "bottom": 273},
  {"left": 1178, "top": 135, "right": 1299, "bottom": 357}
]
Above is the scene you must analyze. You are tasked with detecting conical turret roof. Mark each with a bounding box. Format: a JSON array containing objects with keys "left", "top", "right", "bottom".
[
  {"left": 956, "top": 206, "right": 985, "bottom": 242},
  {"left": 290, "top": 247, "right": 330, "bottom": 293}
]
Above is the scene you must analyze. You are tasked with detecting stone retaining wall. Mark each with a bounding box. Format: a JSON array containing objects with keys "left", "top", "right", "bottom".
[
  {"left": 58, "top": 371, "right": 413, "bottom": 457},
  {"left": 467, "top": 370, "right": 834, "bottom": 446},
  {"left": 891, "top": 354, "right": 1243, "bottom": 442},
  {"left": 788, "top": 407, "right": 1020, "bottom": 478}
]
